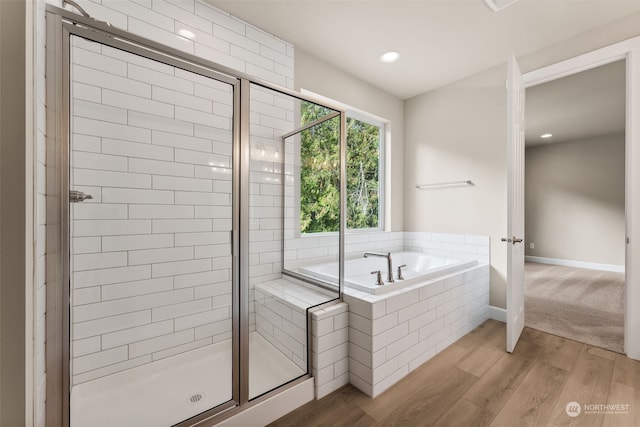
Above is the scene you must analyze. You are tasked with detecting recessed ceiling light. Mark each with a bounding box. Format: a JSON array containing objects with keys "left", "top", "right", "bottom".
[
  {"left": 178, "top": 29, "right": 196, "bottom": 40},
  {"left": 541, "top": 133, "right": 553, "bottom": 139},
  {"left": 380, "top": 51, "right": 400, "bottom": 63}
]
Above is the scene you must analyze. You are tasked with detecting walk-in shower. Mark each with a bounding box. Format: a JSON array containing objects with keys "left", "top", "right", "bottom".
[{"left": 46, "top": 7, "right": 344, "bottom": 426}]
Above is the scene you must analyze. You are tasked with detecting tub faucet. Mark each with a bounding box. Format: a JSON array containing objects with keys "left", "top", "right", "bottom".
[
  {"left": 363, "top": 252, "right": 394, "bottom": 282},
  {"left": 397, "top": 264, "right": 406, "bottom": 280},
  {"left": 371, "top": 270, "right": 384, "bottom": 286}
]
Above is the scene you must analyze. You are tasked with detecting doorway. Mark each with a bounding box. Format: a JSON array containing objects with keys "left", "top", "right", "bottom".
[
  {"left": 523, "top": 60, "right": 626, "bottom": 353},
  {"left": 505, "top": 37, "right": 640, "bottom": 360}
]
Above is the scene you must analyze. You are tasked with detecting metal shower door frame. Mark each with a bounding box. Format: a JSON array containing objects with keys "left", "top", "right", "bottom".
[
  {"left": 48, "top": 10, "right": 242, "bottom": 425},
  {"left": 46, "top": 5, "right": 347, "bottom": 427}
]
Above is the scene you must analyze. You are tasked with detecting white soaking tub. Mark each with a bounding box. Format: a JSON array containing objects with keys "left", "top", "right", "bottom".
[{"left": 300, "top": 251, "right": 477, "bottom": 295}]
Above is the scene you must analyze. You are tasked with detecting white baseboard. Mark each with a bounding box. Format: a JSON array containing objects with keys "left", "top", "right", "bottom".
[
  {"left": 489, "top": 306, "right": 506, "bottom": 323},
  {"left": 525, "top": 256, "right": 625, "bottom": 273},
  {"left": 218, "top": 378, "right": 314, "bottom": 427}
]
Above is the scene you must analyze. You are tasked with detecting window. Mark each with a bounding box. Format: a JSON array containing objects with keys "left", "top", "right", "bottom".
[{"left": 299, "top": 101, "right": 384, "bottom": 233}]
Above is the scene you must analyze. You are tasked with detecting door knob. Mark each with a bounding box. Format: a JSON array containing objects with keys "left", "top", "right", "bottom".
[{"left": 501, "top": 236, "right": 523, "bottom": 245}]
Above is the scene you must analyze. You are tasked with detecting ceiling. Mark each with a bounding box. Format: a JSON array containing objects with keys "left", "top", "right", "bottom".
[
  {"left": 525, "top": 59, "right": 625, "bottom": 147},
  {"left": 207, "top": 0, "right": 640, "bottom": 100}
]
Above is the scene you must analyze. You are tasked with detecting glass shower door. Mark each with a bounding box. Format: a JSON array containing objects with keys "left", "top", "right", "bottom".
[
  {"left": 247, "top": 84, "right": 341, "bottom": 400},
  {"left": 68, "top": 34, "right": 237, "bottom": 426}
]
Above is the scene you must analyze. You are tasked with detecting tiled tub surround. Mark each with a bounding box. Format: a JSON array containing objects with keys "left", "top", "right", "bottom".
[
  {"left": 255, "top": 232, "right": 489, "bottom": 400},
  {"left": 311, "top": 302, "right": 350, "bottom": 399},
  {"left": 345, "top": 261, "right": 490, "bottom": 397},
  {"left": 403, "top": 232, "right": 490, "bottom": 264},
  {"left": 284, "top": 231, "right": 404, "bottom": 274},
  {"left": 300, "top": 251, "right": 478, "bottom": 295},
  {"left": 285, "top": 231, "right": 488, "bottom": 274}
]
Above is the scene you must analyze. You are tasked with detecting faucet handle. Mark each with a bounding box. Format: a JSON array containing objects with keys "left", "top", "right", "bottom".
[
  {"left": 397, "top": 264, "right": 406, "bottom": 280},
  {"left": 371, "top": 270, "right": 384, "bottom": 286}
]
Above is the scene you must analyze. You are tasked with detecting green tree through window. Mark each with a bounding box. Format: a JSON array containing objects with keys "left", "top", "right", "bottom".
[{"left": 300, "top": 102, "right": 381, "bottom": 233}]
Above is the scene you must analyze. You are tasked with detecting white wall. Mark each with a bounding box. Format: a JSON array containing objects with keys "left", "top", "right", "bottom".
[
  {"left": 525, "top": 134, "right": 625, "bottom": 266},
  {"left": 405, "top": 66, "right": 508, "bottom": 307},
  {"left": 404, "top": 11, "right": 640, "bottom": 308},
  {"left": 294, "top": 50, "right": 405, "bottom": 232}
]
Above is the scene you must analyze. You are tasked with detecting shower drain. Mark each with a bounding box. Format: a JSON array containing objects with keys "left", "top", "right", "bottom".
[{"left": 187, "top": 393, "right": 205, "bottom": 405}]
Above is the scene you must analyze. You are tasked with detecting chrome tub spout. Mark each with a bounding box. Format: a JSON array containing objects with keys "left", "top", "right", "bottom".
[{"left": 363, "top": 252, "right": 394, "bottom": 282}]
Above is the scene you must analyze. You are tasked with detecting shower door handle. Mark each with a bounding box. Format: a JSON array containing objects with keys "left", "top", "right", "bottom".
[{"left": 69, "top": 190, "right": 93, "bottom": 203}]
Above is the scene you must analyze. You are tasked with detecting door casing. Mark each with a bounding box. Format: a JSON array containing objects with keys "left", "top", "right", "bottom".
[{"left": 509, "top": 36, "right": 640, "bottom": 360}]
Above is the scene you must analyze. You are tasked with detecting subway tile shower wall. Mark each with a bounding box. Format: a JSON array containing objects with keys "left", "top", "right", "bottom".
[
  {"left": 249, "top": 85, "right": 295, "bottom": 332},
  {"left": 63, "top": 0, "right": 295, "bottom": 383},
  {"left": 56, "top": 0, "right": 294, "bottom": 89},
  {"left": 70, "top": 36, "right": 234, "bottom": 384}
]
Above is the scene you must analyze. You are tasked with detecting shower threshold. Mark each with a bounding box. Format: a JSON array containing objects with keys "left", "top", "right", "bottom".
[{"left": 70, "top": 332, "right": 304, "bottom": 427}]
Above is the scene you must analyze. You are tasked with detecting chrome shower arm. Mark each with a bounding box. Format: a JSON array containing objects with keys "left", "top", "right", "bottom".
[{"left": 63, "top": 0, "right": 91, "bottom": 18}]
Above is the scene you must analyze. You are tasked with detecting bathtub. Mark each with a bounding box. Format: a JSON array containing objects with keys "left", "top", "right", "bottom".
[{"left": 299, "top": 251, "right": 477, "bottom": 295}]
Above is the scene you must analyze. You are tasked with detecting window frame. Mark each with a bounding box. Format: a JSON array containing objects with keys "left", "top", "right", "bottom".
[
  {"left": 343, "top": 110, "right": 385, "bottom": 233},
  {"left": 295, "top": 92, "right": 387, "bottom": 235}
]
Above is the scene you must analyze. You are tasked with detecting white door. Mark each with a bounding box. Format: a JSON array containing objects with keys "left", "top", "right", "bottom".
[{"left": 506, "top": 55, "right": 526, "bottom": 353}]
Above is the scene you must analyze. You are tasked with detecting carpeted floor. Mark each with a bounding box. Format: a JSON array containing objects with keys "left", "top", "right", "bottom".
[{"left": 524, "top": 262, "right": 625, "bottom": 353}]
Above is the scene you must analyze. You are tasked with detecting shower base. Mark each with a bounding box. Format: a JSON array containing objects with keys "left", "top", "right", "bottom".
[{"left": 71, "top": 332, "right": 305, "bottom": 427}]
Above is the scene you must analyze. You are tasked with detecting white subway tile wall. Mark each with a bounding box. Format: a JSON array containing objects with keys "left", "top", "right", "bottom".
[
  {"left": 283, "top": 230, "right": 488, "bottom": 272},
  {"left": 253, "top": 279, "right": 347, "bottom": 398},
  {"left": 37, "top": 0, "right": 299, "bottom": 421},
  {"left": 404, "top": 231, "right": 491, "bottom": 264},
  {"left": 311, "top": 303, "right": 350, "bottom": 399},
  {"left": 249, "top": 230, "right": 489, "bottom": 400},
  {"left": 254, "top": 284, "right": 308, "bottom": 372},
  {"left": 344, "top": 261, "right": 490, "bottom": 398},
  {"left": 39, "top": 0, "right": 294, "bottom": 395},
  {"left": 69, "top": 36, "right": 235, "bottom": 384},
  {"left": 249, "top": 85, "right": 297, "bottom": 333},
  {"left": 65, "top": 0, "right": 294, "bottom": 90}
]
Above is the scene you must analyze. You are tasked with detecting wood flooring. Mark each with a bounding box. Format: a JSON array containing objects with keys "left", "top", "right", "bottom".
[{"left": 268, "top": 320, "right": 640, "bottom": 427}]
